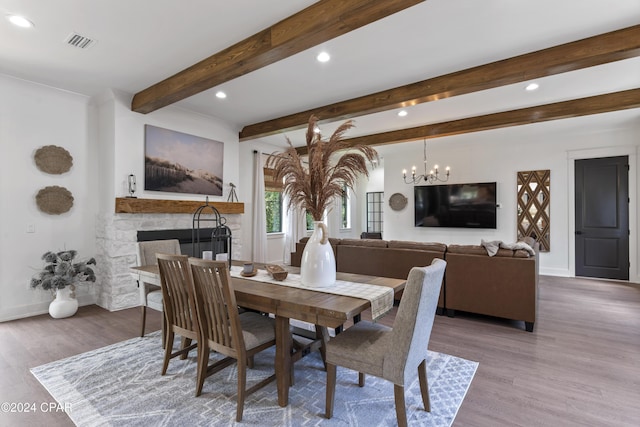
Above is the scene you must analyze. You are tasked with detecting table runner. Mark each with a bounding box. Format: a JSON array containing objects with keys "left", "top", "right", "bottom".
[{"left": 230, "top": 266, "right": 393, "bottom": 320}]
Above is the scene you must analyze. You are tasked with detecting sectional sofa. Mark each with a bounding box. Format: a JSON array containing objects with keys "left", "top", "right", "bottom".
[{"left": 290, "top": 236, "right": 539, "bottom": 331}]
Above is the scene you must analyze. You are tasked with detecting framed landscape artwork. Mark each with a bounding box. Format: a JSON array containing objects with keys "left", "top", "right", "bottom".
[{"left": 144, "top": 124, "right": 224, "bottom": 196}]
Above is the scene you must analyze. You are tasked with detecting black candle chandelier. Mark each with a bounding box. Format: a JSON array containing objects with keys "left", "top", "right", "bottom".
[{"left": 402, "top": 139, "right": 450, "bottom": 184}]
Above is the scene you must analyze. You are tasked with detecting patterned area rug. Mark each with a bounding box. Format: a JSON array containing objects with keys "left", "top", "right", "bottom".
[{"left": 31, "top": 332, "right": 477, "bottom": 426}]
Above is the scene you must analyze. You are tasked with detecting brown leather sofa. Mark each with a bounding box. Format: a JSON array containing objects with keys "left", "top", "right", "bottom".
[
  {"left": 290, "top": 236, "right": 539, "bottom": 331},
  {"left": 291, "top": 238, "right": 446, "bottom": 309},
  {"left": 444, "top": 238, "right": 539, "bottom": 332}
]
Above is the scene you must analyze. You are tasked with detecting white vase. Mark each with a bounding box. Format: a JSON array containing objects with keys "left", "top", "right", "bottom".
[
  {"left": 49, "top": 286, "right": 78, "bottom": 319},
  {"left": 301, "top": 221, "right": 336, "bottom": 287}
]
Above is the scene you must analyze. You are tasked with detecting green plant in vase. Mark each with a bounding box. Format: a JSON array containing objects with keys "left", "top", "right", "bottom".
[{"left": 31, "top": 250, "right": 97, "bottom": 318}]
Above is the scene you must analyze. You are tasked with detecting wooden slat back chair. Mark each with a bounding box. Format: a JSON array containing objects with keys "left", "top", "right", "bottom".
[
  {"left": 156, "top": 253, "right": 199, "bottom": 375},
  {"left": 136, "top": 239, "right": 181, "bottom": 338},
  {"left": 325, "top": 258, "right": 446, "bottom": 427},
  {"left": 189, "top": 258, "right": 276, "bottom": 422}
]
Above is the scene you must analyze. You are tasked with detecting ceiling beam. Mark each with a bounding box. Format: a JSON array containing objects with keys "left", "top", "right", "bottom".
[
  {"left": 131, "top": 0, "right": 425, "bottom": 114},
  {"left": 242, "top": 24, "right": 640, "bottom": 141},
  {"left": 295, "top": 88, "right": 640, "bottom": 155}
]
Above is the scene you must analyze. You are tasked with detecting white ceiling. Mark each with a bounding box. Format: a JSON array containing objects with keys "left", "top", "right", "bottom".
[{"left": 1, "top": 0, "right": 639, "bottom": 150}]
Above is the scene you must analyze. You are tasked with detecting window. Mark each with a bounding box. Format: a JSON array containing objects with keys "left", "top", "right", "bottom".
[
  {"left": 306, "top": 211, "right": 314, "bottom": 231},
  {"left": 366, "top": 191, "right": 383, "bottom": 233},
  {"left": 341, "top": 185, "right": 350, "bottom": 229},
  {"left": 264, "top": 168, "right": 283, "bottom": 233},
  {"left": 265, "top": 191, "right": 282, "bottom": 233}
]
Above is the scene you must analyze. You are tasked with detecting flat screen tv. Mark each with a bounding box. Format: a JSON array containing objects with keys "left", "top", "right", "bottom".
[{"left": 414, "top": 182, "right": 497, "bottom": 228}]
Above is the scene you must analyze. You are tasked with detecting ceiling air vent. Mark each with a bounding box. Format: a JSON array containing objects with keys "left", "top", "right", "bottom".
[{"left": 64, "top": 32, "right": 96, "bottom": 49}]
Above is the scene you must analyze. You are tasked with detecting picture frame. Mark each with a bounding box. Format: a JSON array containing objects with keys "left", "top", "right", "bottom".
[{"left": 144, "top": 124, "right": 224, "bottom": 196}]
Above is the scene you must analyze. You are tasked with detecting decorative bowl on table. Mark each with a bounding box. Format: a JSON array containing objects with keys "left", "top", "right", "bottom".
[{"left": 265, "top": 264, "right": 288, "bottom": 281}]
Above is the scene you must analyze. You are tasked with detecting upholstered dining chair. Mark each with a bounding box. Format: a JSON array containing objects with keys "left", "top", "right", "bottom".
[
  {"left": 188, "top": 258, "right": 276, "bottom": 422},
  {"left": 324, "top": 258, "right": 447, "bottom": 427},
  {"left": 156, "top": 253, "right": 199, "bottom": 375},
  {"left": 136, "top": 239, "right": 181, "bottom": 338}
]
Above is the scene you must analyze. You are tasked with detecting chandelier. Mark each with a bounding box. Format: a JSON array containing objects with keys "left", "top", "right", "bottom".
[{"left": 403, "top": 139, "right": 450, "bottom": 184}]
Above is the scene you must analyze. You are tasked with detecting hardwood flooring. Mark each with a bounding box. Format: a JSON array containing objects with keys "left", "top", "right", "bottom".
[{"left": 0, "top": 275, "right": 638, "bottom": 426}]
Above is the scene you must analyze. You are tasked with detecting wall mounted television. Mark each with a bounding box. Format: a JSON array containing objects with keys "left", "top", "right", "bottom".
[{"left": 414, "top": 182, "right": 497, "bottom": 228}]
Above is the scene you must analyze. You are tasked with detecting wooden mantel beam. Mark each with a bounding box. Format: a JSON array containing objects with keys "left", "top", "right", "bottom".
[
  {"left": 241, "top": 25, "right": 640, "bottom": 141},
  {"left": 295, "top": 88, "right": 640, "bottom": 155},
  {"left": 131, "top": 0, "right": 425, "bottom": 114}
]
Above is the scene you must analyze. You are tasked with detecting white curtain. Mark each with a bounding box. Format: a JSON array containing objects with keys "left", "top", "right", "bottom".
[
  {"left": 252, "top": 150, "right": 267, "bottom": 262},
  {"left": 283, "top": 199, "right": 306, "bottom": 264}
]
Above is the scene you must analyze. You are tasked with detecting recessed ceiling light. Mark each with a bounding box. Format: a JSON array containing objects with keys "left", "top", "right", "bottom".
[
  {"left": 398, "top": 110, "right": 408, "bottom": 117},
  {"left": 316, "top": 51, "right": 330, "bottom": 63},
  {"left": 215, "top": 91, "right": 227, "bottom": 99},
  {"left": 525, "top": 83, "right": 539, "bottom": 91},
  {"left": 8, "top": 15, "right": 34, "bottom": 28}
]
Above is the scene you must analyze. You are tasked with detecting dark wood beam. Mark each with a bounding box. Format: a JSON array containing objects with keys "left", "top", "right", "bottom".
[
  {"left": 242, "top": 24, "right": 640, "bottom": 140},
  {"left": 295, "top": 88, "right": 640, "bottom": 155},
  {"left": 131, "top": 0, "right": 425, "bottom": 114}
]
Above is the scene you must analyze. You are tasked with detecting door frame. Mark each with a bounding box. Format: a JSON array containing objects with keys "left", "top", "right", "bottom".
[{"left": 567, "top": 145, "right": 638, "bottom": 282}]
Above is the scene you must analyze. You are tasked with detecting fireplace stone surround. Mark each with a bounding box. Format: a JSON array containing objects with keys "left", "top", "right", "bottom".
[{"left": 95, "top": 212, "right": 242, "bottom": 311}]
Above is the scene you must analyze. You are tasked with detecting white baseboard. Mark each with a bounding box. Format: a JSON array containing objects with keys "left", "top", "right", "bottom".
[
  {"left": 539, "top": 267, "right": 570, "bottom": 277},
  {"left": 0, "top": 294, "right": 97, "bottom": 323}
]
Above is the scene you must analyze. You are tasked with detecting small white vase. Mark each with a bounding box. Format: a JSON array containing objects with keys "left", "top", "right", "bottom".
[
  {"left": 49, "top": 286, "right": 78, "bottom": 319},
  {"left": 301, "top": 221, "right": 336, "bottom": 287}
]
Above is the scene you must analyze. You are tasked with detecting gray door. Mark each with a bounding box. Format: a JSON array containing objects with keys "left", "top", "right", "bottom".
[{"left": 575, "top": 156, "right": 629, "bottom": 280}]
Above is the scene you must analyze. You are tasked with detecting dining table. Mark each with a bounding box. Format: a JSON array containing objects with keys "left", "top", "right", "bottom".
[{"left": 130, "top": 263, "right": 405, "bottom": 407}]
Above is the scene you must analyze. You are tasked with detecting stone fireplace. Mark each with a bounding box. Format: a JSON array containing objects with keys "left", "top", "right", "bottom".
[{"left": 95, "top": 211, "right": 242, "bottom": 311}]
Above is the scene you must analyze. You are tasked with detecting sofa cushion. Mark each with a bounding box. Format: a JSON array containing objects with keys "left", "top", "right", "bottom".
[
  {"left": 447, "top": 245, "right": 487, "bottom": 256},
  {"left": 448, "top": 244, "right": 515, "bottom": 258},
  {"left": 388, "top": 240, "right": 447, "bottom": 253},
  {"left": 339, "top": 238, "right": 388, "bottom": 248}
]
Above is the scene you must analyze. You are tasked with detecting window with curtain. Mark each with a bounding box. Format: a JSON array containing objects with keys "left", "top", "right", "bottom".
[{"left": 264, "top": 168, "right": 283, "bottom": 233}]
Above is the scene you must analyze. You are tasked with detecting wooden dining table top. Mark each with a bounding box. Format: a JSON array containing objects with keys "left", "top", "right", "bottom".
[{"left": 130, "top": 264, "right": 405, "bottom": 329}]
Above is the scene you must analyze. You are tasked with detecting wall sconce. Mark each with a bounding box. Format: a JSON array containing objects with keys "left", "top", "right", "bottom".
[{"left": 127, "top": 174, "right": 137, "bottom": 198}]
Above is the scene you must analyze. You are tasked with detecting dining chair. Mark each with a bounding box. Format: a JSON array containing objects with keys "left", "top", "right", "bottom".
[
  {"left": 136, "top": 239, "right": 181, "bottom": 338},
  {"left": 189, "top": 258, "right": 276, "bottom": 422},
  {"left": 156, "top": 253, "right": 199, "bottom": 375},
  {"left": 324, "top": 258, "right": 446, "bottom": 427}
]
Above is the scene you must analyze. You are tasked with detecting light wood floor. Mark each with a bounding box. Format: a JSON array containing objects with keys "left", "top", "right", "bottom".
[{"left": 0, "top": 275, "right": 638, "bottom": 426}]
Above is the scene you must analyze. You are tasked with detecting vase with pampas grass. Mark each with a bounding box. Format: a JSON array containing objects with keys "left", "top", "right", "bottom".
[{"left": 267, "top": 115, "right": 378, "bottom": 286}]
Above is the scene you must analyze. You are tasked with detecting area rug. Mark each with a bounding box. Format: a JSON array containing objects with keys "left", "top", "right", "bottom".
[{"left": 31, "top": 332, "right": 477, "bottom": 426}]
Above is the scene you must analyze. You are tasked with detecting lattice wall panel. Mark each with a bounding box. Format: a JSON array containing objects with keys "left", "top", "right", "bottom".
[{"left": 517, "top": 170, "right": 550, "bottom": 252}]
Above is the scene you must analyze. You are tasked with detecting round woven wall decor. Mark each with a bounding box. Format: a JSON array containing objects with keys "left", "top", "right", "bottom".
[
  {"left": 389, "top": 193, "right": 408, "bottom": 211},
  {"left": 36, "top": 186, "right": 74, "bottom": 215},
  {"left": 34, "top": 145, "right": 73, "bottom": 174}
]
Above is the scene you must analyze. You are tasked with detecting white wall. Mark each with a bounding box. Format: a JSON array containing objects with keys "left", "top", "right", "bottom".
[
  {"left": 378, "top": 113, "right": 640, "bottom": 280},
  {"left": 0, "top": 74, "right": 99, "bottom": 321}
]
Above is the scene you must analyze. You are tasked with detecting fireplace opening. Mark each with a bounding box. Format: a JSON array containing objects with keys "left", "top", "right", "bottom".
[{"left": 137, "top": 228, "right": 230, "bottom": 259}]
